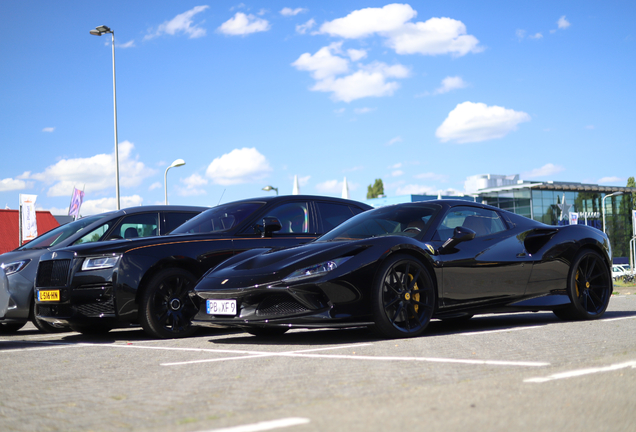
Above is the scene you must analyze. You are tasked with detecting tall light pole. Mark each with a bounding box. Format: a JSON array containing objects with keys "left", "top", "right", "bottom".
[
  {"left": 262, "top": 185, "right": 278, "bottom": 196},
  {"left": 602, "top": 191, "right": 624, "bottom": 233},
  {"left": 90, "top": 25, "right": 120, "bottom": 210},
  {"left": 164, "top": 159, "right": 186, "bottom": 205}
]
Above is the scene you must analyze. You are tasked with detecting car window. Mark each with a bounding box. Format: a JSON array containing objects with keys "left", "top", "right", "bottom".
[
  {"left": 319, "top": 204, "right": 438, "bottom": 241},
  {"left": 263, "top": 202, "right": 309, "bottom": 234},
  {"left": 74, "top": 223, "right": 111, "bottom": 245},
  {"left": 107, "top": 213, "right": 159, "bottom": 239},
  {"left": 172, "top": 202, "right": 264, "bottom": 234},
  {"left": 316, "top": 202, "right": 356, "bottom": 232},
  {"left": 17, "top": 214, "right": 106, "bottom": 250},
  {"left": 434, "top": 206, "right": 507, "bottom": 240},
  {"left": 164, "top": 212, "right": 200, "bottom": 234}
]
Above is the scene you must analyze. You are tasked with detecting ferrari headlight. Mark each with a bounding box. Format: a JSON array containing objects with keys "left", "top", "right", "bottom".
[
  {"left": 283, "top": 257, "right": 352, "bottom": 283},
  {"left": 1, "top": 260, "right": 31, "bottom": 276},
  {"left": 81, "top": 255, "right": 121, "bottom": 271}
]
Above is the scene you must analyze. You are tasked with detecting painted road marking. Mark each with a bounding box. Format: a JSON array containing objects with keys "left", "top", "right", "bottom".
[
  {"left": 197, "top": 417, "right": 310, "bottom": 432},
  {"left": 524, "top": 360, "right": 636, "bottom": 383}
]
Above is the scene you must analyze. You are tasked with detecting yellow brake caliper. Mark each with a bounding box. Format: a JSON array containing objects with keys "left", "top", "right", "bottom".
[
  {"left": 408, "top": 274, "right": 420, "bottom": 314},
  {"left": 575, "top": 270, "right": 580, "bottom": 297}
]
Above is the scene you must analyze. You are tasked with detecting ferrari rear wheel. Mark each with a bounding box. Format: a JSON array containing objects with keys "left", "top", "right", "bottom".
[
  {"left": 553, "top": 249, "right": 611, "bottom": 321},
  {"left": 139, "top": 268, "right": 199, "bottom": 339},
  {"left": 244, "top": 326, "right": 289, "bottom": 337},
  {"left": 371, "top": 254, "right": 436, "bottom": 338}
]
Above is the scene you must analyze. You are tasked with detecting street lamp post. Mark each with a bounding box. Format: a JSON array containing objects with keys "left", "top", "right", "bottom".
[
  {"left": 262, "top": 185, "right": 278, "bottom": 196},
  {"left": 164, "top": 159, "right": 186, "bottom": 205},
  {"left": 602, "top": 191, "right": 624, "bottom": 233},
  {"left": 90, "top": 25, "right": 120, "bottom": 210}
]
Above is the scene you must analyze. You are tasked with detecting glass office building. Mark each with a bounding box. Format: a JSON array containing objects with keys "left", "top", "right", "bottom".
[{"left": 478, "top": 181, "right": 635, "bottom": 258}]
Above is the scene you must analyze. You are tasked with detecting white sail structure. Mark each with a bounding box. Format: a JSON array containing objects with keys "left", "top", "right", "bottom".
[
  {"left": 292, "top": 175, "right": 300, "bottom": 195},
  {"left": 341, "top": 177, "right": 350, "bottom": 199}
]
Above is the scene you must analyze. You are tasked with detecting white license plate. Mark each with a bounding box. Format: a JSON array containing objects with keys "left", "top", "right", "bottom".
[{"left": 206, "top": 299, "right": 237, "bottom": 316}]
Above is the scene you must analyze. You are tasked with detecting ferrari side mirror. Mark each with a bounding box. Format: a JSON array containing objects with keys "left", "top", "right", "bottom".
[
  {"left": 438, "top": 226, "right": 476, "bottom": 254},
  {"left": 262, "top": 216, "right": 282, "bottom": 238}
]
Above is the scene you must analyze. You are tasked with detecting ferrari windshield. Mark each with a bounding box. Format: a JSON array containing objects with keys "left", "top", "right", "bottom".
[
  {"left": 318, "top": 204, "right": 439, "bottom": 241},
  {"left": 16, "top": 214, "right": 107, "bottom": 250},
  {"left": 171, "top": 202, "right": 263, "bottom": 234}
]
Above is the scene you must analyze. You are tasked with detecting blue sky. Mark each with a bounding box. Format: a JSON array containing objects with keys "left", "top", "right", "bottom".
[{"left": 1, "top": 1, "right": 634, "bottom": 215}]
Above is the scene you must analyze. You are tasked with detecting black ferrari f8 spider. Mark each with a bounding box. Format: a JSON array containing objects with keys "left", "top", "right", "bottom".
[{"left": 192, "top": 200, "right": 613, "bottom": 338}]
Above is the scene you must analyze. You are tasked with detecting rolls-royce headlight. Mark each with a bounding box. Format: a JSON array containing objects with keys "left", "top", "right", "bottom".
[
  {"left": 81, "top": 255, "right": 121, "bottom": 271},
  {"left": 1, "top": 260, "right": 31, "bottom": 276},
  {"left": 283, "top": 257, "right": 352, "bottom": 282}
]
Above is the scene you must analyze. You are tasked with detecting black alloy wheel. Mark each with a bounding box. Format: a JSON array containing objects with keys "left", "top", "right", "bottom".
[
  {"left": 139, "top": 268, "right": 199, "bottom": 339},
  {"left": 553, "top": 249, "right": 611, "bottom": 320},
  {"left": 372, "top": 254, "right": 436, "bottom": 338}
]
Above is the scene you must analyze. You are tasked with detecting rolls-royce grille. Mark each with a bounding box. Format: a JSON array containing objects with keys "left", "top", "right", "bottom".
[
  {"left": 256, "top": 295, "right": 309, "bottom": 316},
  {"left": 36, "top": 260, "right": 71, "bottom": 287}
]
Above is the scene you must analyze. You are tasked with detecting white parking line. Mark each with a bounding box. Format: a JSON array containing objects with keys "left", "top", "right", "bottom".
[
  {"left": 524, "top": 360, "right": 636, "bottom": 383},
  {"left": 459, "top": 325, "right": 544, "bottom": 336},
  {"left": 197, "top": 417, "right": 310, "bottom": 432}
]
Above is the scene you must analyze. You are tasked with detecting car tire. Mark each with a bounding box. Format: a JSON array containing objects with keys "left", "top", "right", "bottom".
[
  {"left": 31, "top": 302, "right": 70, "bottom": 333},
  {"left": 0, "top": 322, "right": 26, "bottom": 333},
  {"left": 139, "top": 268, "right": 199, "bottom": 339},
  {"left": 371, "top": 254, "right": 436, "bottom": 339},
  {"left": 244, "top": 326, "right": 289, "bottom": 337},
  {"left": 553, "top": 249, "right": 611, "bottom": 321}
]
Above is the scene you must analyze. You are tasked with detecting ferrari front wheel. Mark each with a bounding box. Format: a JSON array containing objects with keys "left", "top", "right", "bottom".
[
  {"left": 371, "top": 254, "right": 436, "bottom": 338},
  {"left": 553, "top": 249, "right": 611, "bottom": 320}
]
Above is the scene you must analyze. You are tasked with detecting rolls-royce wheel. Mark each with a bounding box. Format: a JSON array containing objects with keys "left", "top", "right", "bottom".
[
  {"left": 139, "top": 268, "right": 199, "bottom": 339},
  {"left": 371, "top": 254, "right": 436, "bottom": 338}
]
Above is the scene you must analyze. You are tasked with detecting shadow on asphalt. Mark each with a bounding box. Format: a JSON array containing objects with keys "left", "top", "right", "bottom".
[{"left": 207, "top": 309, "right": 636, "bottom": 347}]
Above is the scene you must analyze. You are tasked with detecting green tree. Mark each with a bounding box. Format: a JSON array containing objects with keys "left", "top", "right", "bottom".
[
  {"left": 367, "top": 179, "right": 384, "bottom": 199},
  {"left": 628, "top": 176, "right": 635, "bottom": 210}
]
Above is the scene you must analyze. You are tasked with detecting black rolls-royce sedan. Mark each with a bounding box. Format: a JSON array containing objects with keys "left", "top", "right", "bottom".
[{"left": 34, "top": 195, "right": 371, "bottom": 338}]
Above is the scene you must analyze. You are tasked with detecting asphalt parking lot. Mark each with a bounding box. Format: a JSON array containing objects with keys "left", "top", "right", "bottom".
[{"left": 2, "top": 294, "right": 636, "bottom": 432}]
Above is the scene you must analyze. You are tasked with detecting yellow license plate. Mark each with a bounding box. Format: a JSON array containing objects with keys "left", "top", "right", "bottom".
[{"left": 38, "top": 290, "right": 60, "bottom": 301}]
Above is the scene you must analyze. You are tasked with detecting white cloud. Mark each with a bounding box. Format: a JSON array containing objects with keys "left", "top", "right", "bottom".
[
  {"left": 391, "top": 170, "right": 404, "bottom": 177},
  {"left": 205, "top": 148, "right": 272, "bottom": 185},
  {"left": 436, "top": 101, "right": 531, "bottom": 143},
  {"left": 42, "top": 127, "right": 55, "bottom": 133},
  {"left": 320, "top": 4, "right": 416, "bottom": 38},
  {"left": 27, "top": 141, "right": 155, "bottom": 197},
  {"left": 386, "top": 136, "right": 403, "bottom": 146},
  {"left": 280, "top": 7, "right": 307, "bottom": 17},
  {"left": 178, "top": 173, "right": 208, "bottom": 196},
  {"left": 319, "top": 4, "right": 481, "bottom": 57},
  {"left": 396, "top": 184, "right": 437, "bottom": 195},
  {"left": 310, "top": 62, "right": 409, "bottom": 103},
  {"left": 148, "top": 182, "right": 162, "bottom": 191},
  {"left": 585, "top": 125, "right": 595, "bottom": 130},
  {"left": 79, "top": 195, "right": 144, "bottom": 215},
  {"left": 0, "top": 178, "right": 29, "bottom": 192},
  {"left": 218, "top": 12, "right": 270, "bottom": 36},
  {"left": 433, "top": 76, "right": 467, "bottom": 94},
  {"left": 388, "top": 163, "right": 402, "bottom": 169},
  {"left": 145, "top": 6, "right": 210, "bottom": 40},
  {"left": 347, "top": 48, "right": 368, "bottom": 61},
  {"left": 315, "top": 179, "right": 358, "bottom": 194},
  {"left": 298, "top": 175, "right": 311, "bottom": 186},
  {"left": 118, "top": 40, "right": 135, "bottom": 48},
  {"left": 529, "top": 33, "right": 543, "bottom": 39},
  {"left": 354, "top": 107, "right": 375, "bottom": 114},
  {"left": 516, "top": 29, "right": 526, "bottom": 40},
  {"left": 521, "top": 163, "right": 565, "bottom": 179},
  {"left": 558, "top": 16, "right": 571, "bottom": 29},
  {"left": 598, "top": 176, "right": 622, "bottom": 185},
  {"left": 296, "top": 19, "right": 316, "bottom": 34},
  {"left": 292, "top": 43, "right": 349, "bottom": 80}
]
